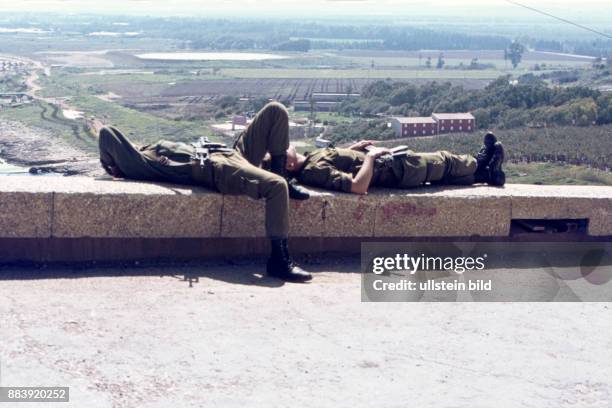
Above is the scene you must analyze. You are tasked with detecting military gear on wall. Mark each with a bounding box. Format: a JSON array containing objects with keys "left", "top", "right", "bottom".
[
  {"left": 191, "top": 137, "right": 234, "bottom": 166},
  {"left": 365, "top": 144, "right": 410, "bottom": 170}
]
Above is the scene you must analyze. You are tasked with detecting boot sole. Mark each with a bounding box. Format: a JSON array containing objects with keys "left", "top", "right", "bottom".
[
  {"left": 267, "top": 261, "right": 313, "bottom": 282},
  {"left": 490, "top": 142, "right": 505, "bottom": 172},
  {"left": 267, "top": 271, "right": 313, "bottom": 282}
]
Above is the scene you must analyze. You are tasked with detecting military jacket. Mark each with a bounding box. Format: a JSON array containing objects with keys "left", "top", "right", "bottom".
[
  {"left": 139, "top": 140, "right": 195, "bottom": 163},
  {"left": 296, "top": 147, "right": 398, "bottom": 192},
  {"left": 136, "top": 140, "right": 195, "bottom": 183}
]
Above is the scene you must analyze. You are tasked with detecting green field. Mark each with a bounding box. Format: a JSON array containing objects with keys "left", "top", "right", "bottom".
[
  {"left": 0, "top": 102, "right": 97, "bottom": 151},
  {"left": 219, "top": 68, "right": 503, "bottom": 80},
  {"left": 71, "top": 95, "right": 215, "bottom": 144},
  {"left": 506, "top": 162, "right": 612, "bottom": 186},
  {"left": 37, "top": 71, "right": 196, "bottom": 99},
  {"left": 289, "top": 110, "right": 354, "bottom": 124}
]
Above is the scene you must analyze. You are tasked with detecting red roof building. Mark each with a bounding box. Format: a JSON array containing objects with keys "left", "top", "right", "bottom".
[
  {"left": 391, "top": 117, "right": 438, "bottom": 137},
  {"left": 432, "top": 113, "right": 475, "bottom": 134}
]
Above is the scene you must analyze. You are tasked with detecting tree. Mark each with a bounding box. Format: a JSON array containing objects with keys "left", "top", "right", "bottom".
[
  {"left": 425, "top": 56, "right": 432, "bottom": 69},
  {"left": 389, "top": 85, "right": 417, "bottom": 106},
  {"left": 592, "top": 56, "right": 605, "bottom": 69},
  {"left": 345, "top": 84, "right": 353, "bottom": 96},
  {"left": 273, "top": 39, "right": 310, "bottom": 52},
  {"left": 507, "top": 41, "right": 525, "bottom": 69},
  {"left": 247, "top": 97, "right": 270, "bottom": 113},
  {"left": 436, "top": 53, "right": 445, "bottom": 69}
]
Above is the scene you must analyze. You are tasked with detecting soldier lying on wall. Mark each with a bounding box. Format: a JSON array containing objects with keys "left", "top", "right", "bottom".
[
  {"left": 285, "top": 132, "right": 506, "bottom": 195},
  {"left": 98, "top": 102, "right": 312, "bottom": 283}
]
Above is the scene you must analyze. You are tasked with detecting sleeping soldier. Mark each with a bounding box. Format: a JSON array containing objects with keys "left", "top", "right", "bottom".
[
  {"left": 285, "top": 132, "right": 505, "bottom": 195},
  {"left": 98, "top": 102, "right": 312, "bottom": 282}
]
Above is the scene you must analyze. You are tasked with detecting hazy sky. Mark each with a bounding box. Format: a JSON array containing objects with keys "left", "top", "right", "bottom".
[{"left": 0, "top": 0, "right": 610, "bottom": 19}]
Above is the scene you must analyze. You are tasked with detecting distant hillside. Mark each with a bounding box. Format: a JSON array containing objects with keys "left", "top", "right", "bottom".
[{"left": 329, "top": 75, "right": 612, "bottom": 134}]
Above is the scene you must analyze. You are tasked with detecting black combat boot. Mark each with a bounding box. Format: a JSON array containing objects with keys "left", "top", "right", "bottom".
[
  {"left": 267, "top": 238, "right": 312, "bottom": 282},
  {"left": 488, "top": 141, "right": 506, "bottom": 186},
  {"left": 475, "top": 132, "right": 497, "bottom": 173},
  {"left": 270, "top": 154, "right": 310, "bottom": 200},
  {"left": 474, "top": 132, "right": 505, "bottom": 185}
]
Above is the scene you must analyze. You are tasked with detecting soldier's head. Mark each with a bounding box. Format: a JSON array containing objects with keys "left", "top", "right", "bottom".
[{"left": 286, "top": 145, "right": 308, "bottom": 177}]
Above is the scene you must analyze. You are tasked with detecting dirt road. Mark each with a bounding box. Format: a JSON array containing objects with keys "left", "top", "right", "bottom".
[{"left": 0, "top": 54, "right": 98, "bottom": 174}]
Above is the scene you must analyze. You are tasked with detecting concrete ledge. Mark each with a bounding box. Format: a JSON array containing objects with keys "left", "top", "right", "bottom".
[
  {"left": 1, "top": 176, "right": 611, "bottom": 261},
  {"left": 1, "top": 176, "right": 612, "bottom": 238}
]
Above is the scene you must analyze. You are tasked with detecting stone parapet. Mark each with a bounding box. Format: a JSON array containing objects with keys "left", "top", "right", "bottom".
[
  {"left": 1, "top": 176, "right": 611, "bottom": 239},
  {"left": 0, "top": 176, "right": 610, "bottom": 262}
]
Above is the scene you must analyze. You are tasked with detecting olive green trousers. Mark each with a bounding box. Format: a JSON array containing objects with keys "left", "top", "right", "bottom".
[
  {"left": 99, "top": 102, "right": 292, "bottom": 239},
  {"left": 203, "top": 102, "right": 291, "bottom": 238},
  {"left": 391, "top": 150, "right": 477, "bottom": 188}
]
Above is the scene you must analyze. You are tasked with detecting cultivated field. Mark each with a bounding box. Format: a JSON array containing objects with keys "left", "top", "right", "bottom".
[{"left": 0, "top": 24, "right": 608, "bottom": 183}]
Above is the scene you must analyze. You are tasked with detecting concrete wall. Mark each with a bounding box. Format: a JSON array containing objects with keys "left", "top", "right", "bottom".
[{"left": 1, "top": 176, "right": 611, "bottom": 262}]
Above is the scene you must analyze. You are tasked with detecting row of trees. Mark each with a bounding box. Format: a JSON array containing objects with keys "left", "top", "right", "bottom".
[
  {"left": 333, "top": 75, "right": 612, "bottom": 130},
  {"left": 419, "top": 42, "right": 524, "bottom": 69},
  {"left": 10, "top": 14, "right": 612, "bottom": 57}
]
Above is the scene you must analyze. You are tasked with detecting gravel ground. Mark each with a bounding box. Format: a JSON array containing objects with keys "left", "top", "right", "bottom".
[{"left": 0, "top": 257, "right": 611, "bottom": 408}]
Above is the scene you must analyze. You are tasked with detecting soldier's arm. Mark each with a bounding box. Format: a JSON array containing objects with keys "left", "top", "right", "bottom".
[
  {"left": 349, "top": 140, "right": 375, "bottom": 151},
  {"left": 350, "top": 147, "right": 390, "bottom": 195}
]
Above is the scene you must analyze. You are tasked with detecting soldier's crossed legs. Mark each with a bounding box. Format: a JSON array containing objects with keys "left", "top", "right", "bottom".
[
  {"left": 209, "top": 153, "right": 289, "bottom": 239},
  {"left": 210, "top": 102, "right": 292, "bottom": 239}
]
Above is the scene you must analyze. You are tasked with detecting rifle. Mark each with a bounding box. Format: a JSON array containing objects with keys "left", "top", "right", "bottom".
[
  {"left": 364, "top": 144, "right": 410, "bottom": 168},
  {"left": 191, "top": 137, "right": 233, "bottom": 166}
]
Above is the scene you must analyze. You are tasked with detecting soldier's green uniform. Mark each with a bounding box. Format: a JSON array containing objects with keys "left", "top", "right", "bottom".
[
  {"left": 296, "top": 147, "right": 477, "bottom": 192},
  {"left": 99, "top": 102, "right": 291, "bottom": 238}
]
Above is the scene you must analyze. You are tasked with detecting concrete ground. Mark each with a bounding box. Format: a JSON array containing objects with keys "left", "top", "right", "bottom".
[{"left": 1, "top": 257, "right": 611, "bottom": 408}]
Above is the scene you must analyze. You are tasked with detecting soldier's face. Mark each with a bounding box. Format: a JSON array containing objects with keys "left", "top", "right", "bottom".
[{"left": 286, "top": 146, "right": 298, "bottom": 171}]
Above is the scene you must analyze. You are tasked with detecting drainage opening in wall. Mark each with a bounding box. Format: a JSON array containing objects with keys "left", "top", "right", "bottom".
[{"left": 511, "top": 219, "right": 589, "bottom": 235}]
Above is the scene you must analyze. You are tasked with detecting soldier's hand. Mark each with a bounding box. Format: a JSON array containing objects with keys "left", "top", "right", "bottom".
[
  {"left": 158, "top": 156, "right": 170, "bottom": 165},
  {"left": 365, "top": 147, "right": 391, "bottom": 159},
  {"left": 349, "top": 140, "right": 373, "bottom": 151}
]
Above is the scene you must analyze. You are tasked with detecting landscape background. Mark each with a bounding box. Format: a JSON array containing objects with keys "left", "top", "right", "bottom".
[{"left": 0, "top": 0, "right": 611, "bottom": 184}]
